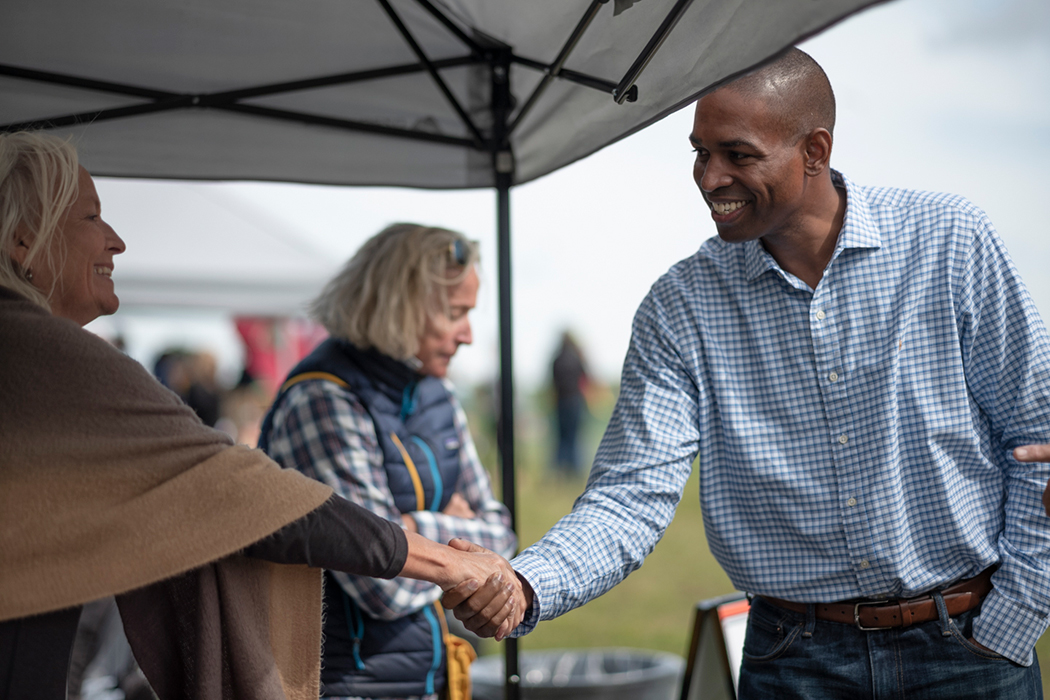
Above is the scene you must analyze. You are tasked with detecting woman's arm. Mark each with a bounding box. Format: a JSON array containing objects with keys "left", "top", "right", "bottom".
[
  {"left": 244, "top": 491, "right": 523, "bottom": 636},
  {"left": 243, "top": 493, "right": 407, "bottom": 577}
]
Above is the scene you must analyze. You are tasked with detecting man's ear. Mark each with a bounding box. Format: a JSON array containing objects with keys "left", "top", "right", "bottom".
[{"left": 803, "top": 128, "right": 833, "bottom": 177}]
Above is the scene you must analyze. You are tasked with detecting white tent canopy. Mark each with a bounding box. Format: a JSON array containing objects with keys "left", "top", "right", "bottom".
[{"left": 1, "top": 0, "right": 883, "bottom": 188}]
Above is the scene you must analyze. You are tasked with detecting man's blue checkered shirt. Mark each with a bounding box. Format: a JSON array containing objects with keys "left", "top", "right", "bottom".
[{"left": 512, "top": 172, "right": 1050, "bottom": 665}]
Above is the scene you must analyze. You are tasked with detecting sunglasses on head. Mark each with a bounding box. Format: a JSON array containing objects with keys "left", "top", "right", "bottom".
[{"left": 450, "top": 240, "right": 469, "bottom": 266}]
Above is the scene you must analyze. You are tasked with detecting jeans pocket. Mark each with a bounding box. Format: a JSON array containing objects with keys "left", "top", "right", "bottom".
[
  {"left": 741, "top": 600, "right": 804, "bottom": 663},
  {"left": 948, "top": 620, "right": 1010, "bottom": 663}
]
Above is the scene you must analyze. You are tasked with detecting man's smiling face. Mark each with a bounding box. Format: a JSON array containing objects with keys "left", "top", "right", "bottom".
[{"left": 690, "top": 87, "right": 810, "bottom": 245}]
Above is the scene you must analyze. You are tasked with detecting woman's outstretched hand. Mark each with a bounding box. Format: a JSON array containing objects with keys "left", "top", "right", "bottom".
[{"left": 398, "top": 532, "right": 524, "bottom": 640}]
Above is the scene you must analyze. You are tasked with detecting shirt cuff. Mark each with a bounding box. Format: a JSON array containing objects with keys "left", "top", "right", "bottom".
[
  {"left": 972, "top": 587, "right": 1048, "bottom": 666},
  {"left": 508, "top": 552, "right": 561, "bottom": 637}
]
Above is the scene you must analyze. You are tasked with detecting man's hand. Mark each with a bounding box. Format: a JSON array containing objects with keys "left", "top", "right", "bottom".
[
  {"left": 398, "top": 533, "right": 522, "bottom": 638},
  {"left": 1012, "top": 445, "right": 1050, "bottom": 516},
  {"left": 441, "top": 539, "right": 533, "bottom": 641}
]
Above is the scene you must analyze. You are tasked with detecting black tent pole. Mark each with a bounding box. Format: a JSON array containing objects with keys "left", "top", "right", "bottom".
[
  {"left": 490, "top": 47, "right": 521, "bottom": 700},
  {"left": 496, "top": 167, "right": 520, "bottom": 700}
]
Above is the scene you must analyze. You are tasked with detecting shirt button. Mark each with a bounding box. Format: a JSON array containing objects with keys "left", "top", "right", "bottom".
[
  {"left": 838, "top": 434, "right": 849, "bottom": 445},
  {"left": 815, "top": 310, "right": 826, "bottom": 321},
  {"left": 829, "top": 371, "right": 839, "bottom": 382},
  {"left": 860, "top": 560, "right": 870, "bottom": 569},
  {"left": 847, "top": 497, "right": 857, "bottom": 507}
]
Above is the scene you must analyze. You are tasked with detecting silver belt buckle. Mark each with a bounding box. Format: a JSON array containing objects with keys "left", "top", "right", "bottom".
[{"left": 854, "top": 599, "right": 892, "bottom": 631}]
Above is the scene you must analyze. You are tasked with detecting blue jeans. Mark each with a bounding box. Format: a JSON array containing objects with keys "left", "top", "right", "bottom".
[
  {"left": 738, "top": 594, "right": 1042, "bottom": 699},
  {"left": 554, "top": 394, "right": 583, "bottom": 475}
]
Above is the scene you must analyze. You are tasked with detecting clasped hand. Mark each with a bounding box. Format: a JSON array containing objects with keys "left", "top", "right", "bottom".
[{"left": 440, "top": 538, "right": 531, "bottom": 641}]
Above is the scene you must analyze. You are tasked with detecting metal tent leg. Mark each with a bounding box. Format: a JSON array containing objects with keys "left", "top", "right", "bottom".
[{"left": 496, "top": 171, "right": 521, "bottom": 700}]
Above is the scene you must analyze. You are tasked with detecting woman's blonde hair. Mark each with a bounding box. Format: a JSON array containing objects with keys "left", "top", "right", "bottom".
[
  {"left": 311, "top": 223, "right": 480, "bottom": 360},
  {"left": 0, "top": 131, "right": 80, "bottom": 310}
]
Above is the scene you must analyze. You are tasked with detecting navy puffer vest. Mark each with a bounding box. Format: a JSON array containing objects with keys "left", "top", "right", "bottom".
[{"left": 259, "top": 338, "right": 462, "bottom": 698}]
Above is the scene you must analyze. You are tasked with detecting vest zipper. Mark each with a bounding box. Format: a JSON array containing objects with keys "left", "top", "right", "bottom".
[
  {"left": 421, "top": 604, "right": 443, "bottom": 695},
  {"left": 400, "top": 381, "right": 418, "bottom": 422},
  {"left": 410, "top": 435, "right": 443, "bottom": 511},
  {"left": 340, "top": 588, "right": 366, "bottom": 671}
]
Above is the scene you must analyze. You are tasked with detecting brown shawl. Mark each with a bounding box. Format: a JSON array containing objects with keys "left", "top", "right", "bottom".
[{"left": 0, "top": 287, "right": 334, "bottom": 698}]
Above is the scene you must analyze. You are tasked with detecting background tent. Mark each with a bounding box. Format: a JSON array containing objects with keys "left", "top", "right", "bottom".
[
  {"left": 1, "top": 0, "right": 888, "bottom": 693},
  {"left": 97, "top": 179, "right": 339, "bottom": 314}
]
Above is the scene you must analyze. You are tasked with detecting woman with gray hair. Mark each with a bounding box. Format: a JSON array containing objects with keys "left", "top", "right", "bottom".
[
  {"left": 0, "top": 132, "right": 521, "bottom": 700},
  {"left": 259, "top": 224, "right": 517, "bottom": 700}
]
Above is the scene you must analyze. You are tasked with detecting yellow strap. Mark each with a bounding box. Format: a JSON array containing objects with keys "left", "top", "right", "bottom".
[
  {"left": 284, "top": 372, "right": 426, "bottom": 514},
  {"left": 435, "top": 602, "right": 476, "bottom": 700},
  {"left": 279, "top": 371, "right": 350, "bottom": 393},
  {"left": 389, "top": 433, "right": 426, "bottom": 511},
  {"left": 435, "top": 600, "right": 451, "bottom": 641}
]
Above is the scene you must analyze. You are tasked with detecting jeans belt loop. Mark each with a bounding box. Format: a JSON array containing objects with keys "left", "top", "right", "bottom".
[{"left": 933, "top": 590, "right": 953, "bottom": 637}]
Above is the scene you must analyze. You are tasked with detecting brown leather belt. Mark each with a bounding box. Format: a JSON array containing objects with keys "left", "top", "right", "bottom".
[{"left": 762, "top": 567, "right": 994, "bottom": 631}]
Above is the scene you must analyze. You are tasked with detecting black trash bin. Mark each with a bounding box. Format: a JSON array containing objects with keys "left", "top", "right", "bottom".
[{"left": 472, "top": 648, "right": 684, "bottom": 700}]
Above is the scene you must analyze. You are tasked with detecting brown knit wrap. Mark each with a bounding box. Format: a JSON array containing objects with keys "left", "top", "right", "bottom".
[{"left": 0, "top": 286, "right": 334, "bottom": 698}]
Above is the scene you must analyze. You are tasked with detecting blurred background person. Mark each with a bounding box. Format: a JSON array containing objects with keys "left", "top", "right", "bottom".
[
  {"left": 184, "top": 350, "right": 221, "bottom": 427},
  {"left": 153, "top": 348, "right": 222, "bottom": 427},
  {"left": 0, "top": 132, "right": 520, "bottom": 700},
  {"left": 550, "top": 330, "right": 589, "bottom": 479},
  {"left": 258, "top": 223, "right": 517, "bottom": 700}
]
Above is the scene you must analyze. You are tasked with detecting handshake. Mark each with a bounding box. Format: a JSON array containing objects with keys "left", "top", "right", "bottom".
[
  {"left": 441, "top": 538, "right": 534, "bottom": 641},
  {"left": 401, "top": 532, "right": 532, "bottom": 641}
]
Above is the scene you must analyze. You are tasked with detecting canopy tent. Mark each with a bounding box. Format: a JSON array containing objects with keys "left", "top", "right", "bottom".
[
  {"left": 1, "top": 0, "right": 886, "bottom": 692},
  {"left": 1, "top": 0, "right": 885, "bottom": 188}
]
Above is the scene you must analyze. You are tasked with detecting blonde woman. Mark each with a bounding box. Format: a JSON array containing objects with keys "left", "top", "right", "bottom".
[{"left": 259, "top": 224, "right": 517, "bottom": 700}]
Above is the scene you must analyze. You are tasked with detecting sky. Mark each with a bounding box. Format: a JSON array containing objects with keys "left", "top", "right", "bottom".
[{"left": 87, "top": 0, "right": 1050, "bottom": 391}]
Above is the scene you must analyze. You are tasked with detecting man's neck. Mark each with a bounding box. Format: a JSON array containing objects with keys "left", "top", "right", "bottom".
[{"left": 761, "top": 177, "right": 847, "bottom": 291}]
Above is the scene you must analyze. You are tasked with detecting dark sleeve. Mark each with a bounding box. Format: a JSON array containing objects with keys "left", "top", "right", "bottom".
[{"left": 243, "top": 494, "right": 408, "bottom": 578}]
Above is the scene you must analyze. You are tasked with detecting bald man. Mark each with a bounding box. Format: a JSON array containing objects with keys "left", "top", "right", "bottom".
[{"left": 446, "top": 48, "right": 1050, "bottom": 698}]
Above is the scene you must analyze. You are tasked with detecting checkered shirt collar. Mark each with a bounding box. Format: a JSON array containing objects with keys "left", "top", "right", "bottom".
[{"left": 743, "top": 170, "right": 883, "bottom": 282}]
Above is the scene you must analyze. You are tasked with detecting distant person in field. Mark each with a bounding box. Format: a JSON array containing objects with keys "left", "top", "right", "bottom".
[
  {"left": 550, "top": 330, "right": 589, "bottom": 478},
  {"left": 445, "top": 47, "right": 1050, "bottom": 699}
]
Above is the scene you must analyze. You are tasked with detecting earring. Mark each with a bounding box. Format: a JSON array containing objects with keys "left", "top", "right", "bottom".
[{"left": 25, "top": 268, "right": 33, "bottom": 282}]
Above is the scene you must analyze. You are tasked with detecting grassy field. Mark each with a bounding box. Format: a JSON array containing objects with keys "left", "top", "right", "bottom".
[{"left": 464, "top": 386, "right": 1050, "bottom": 694}]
